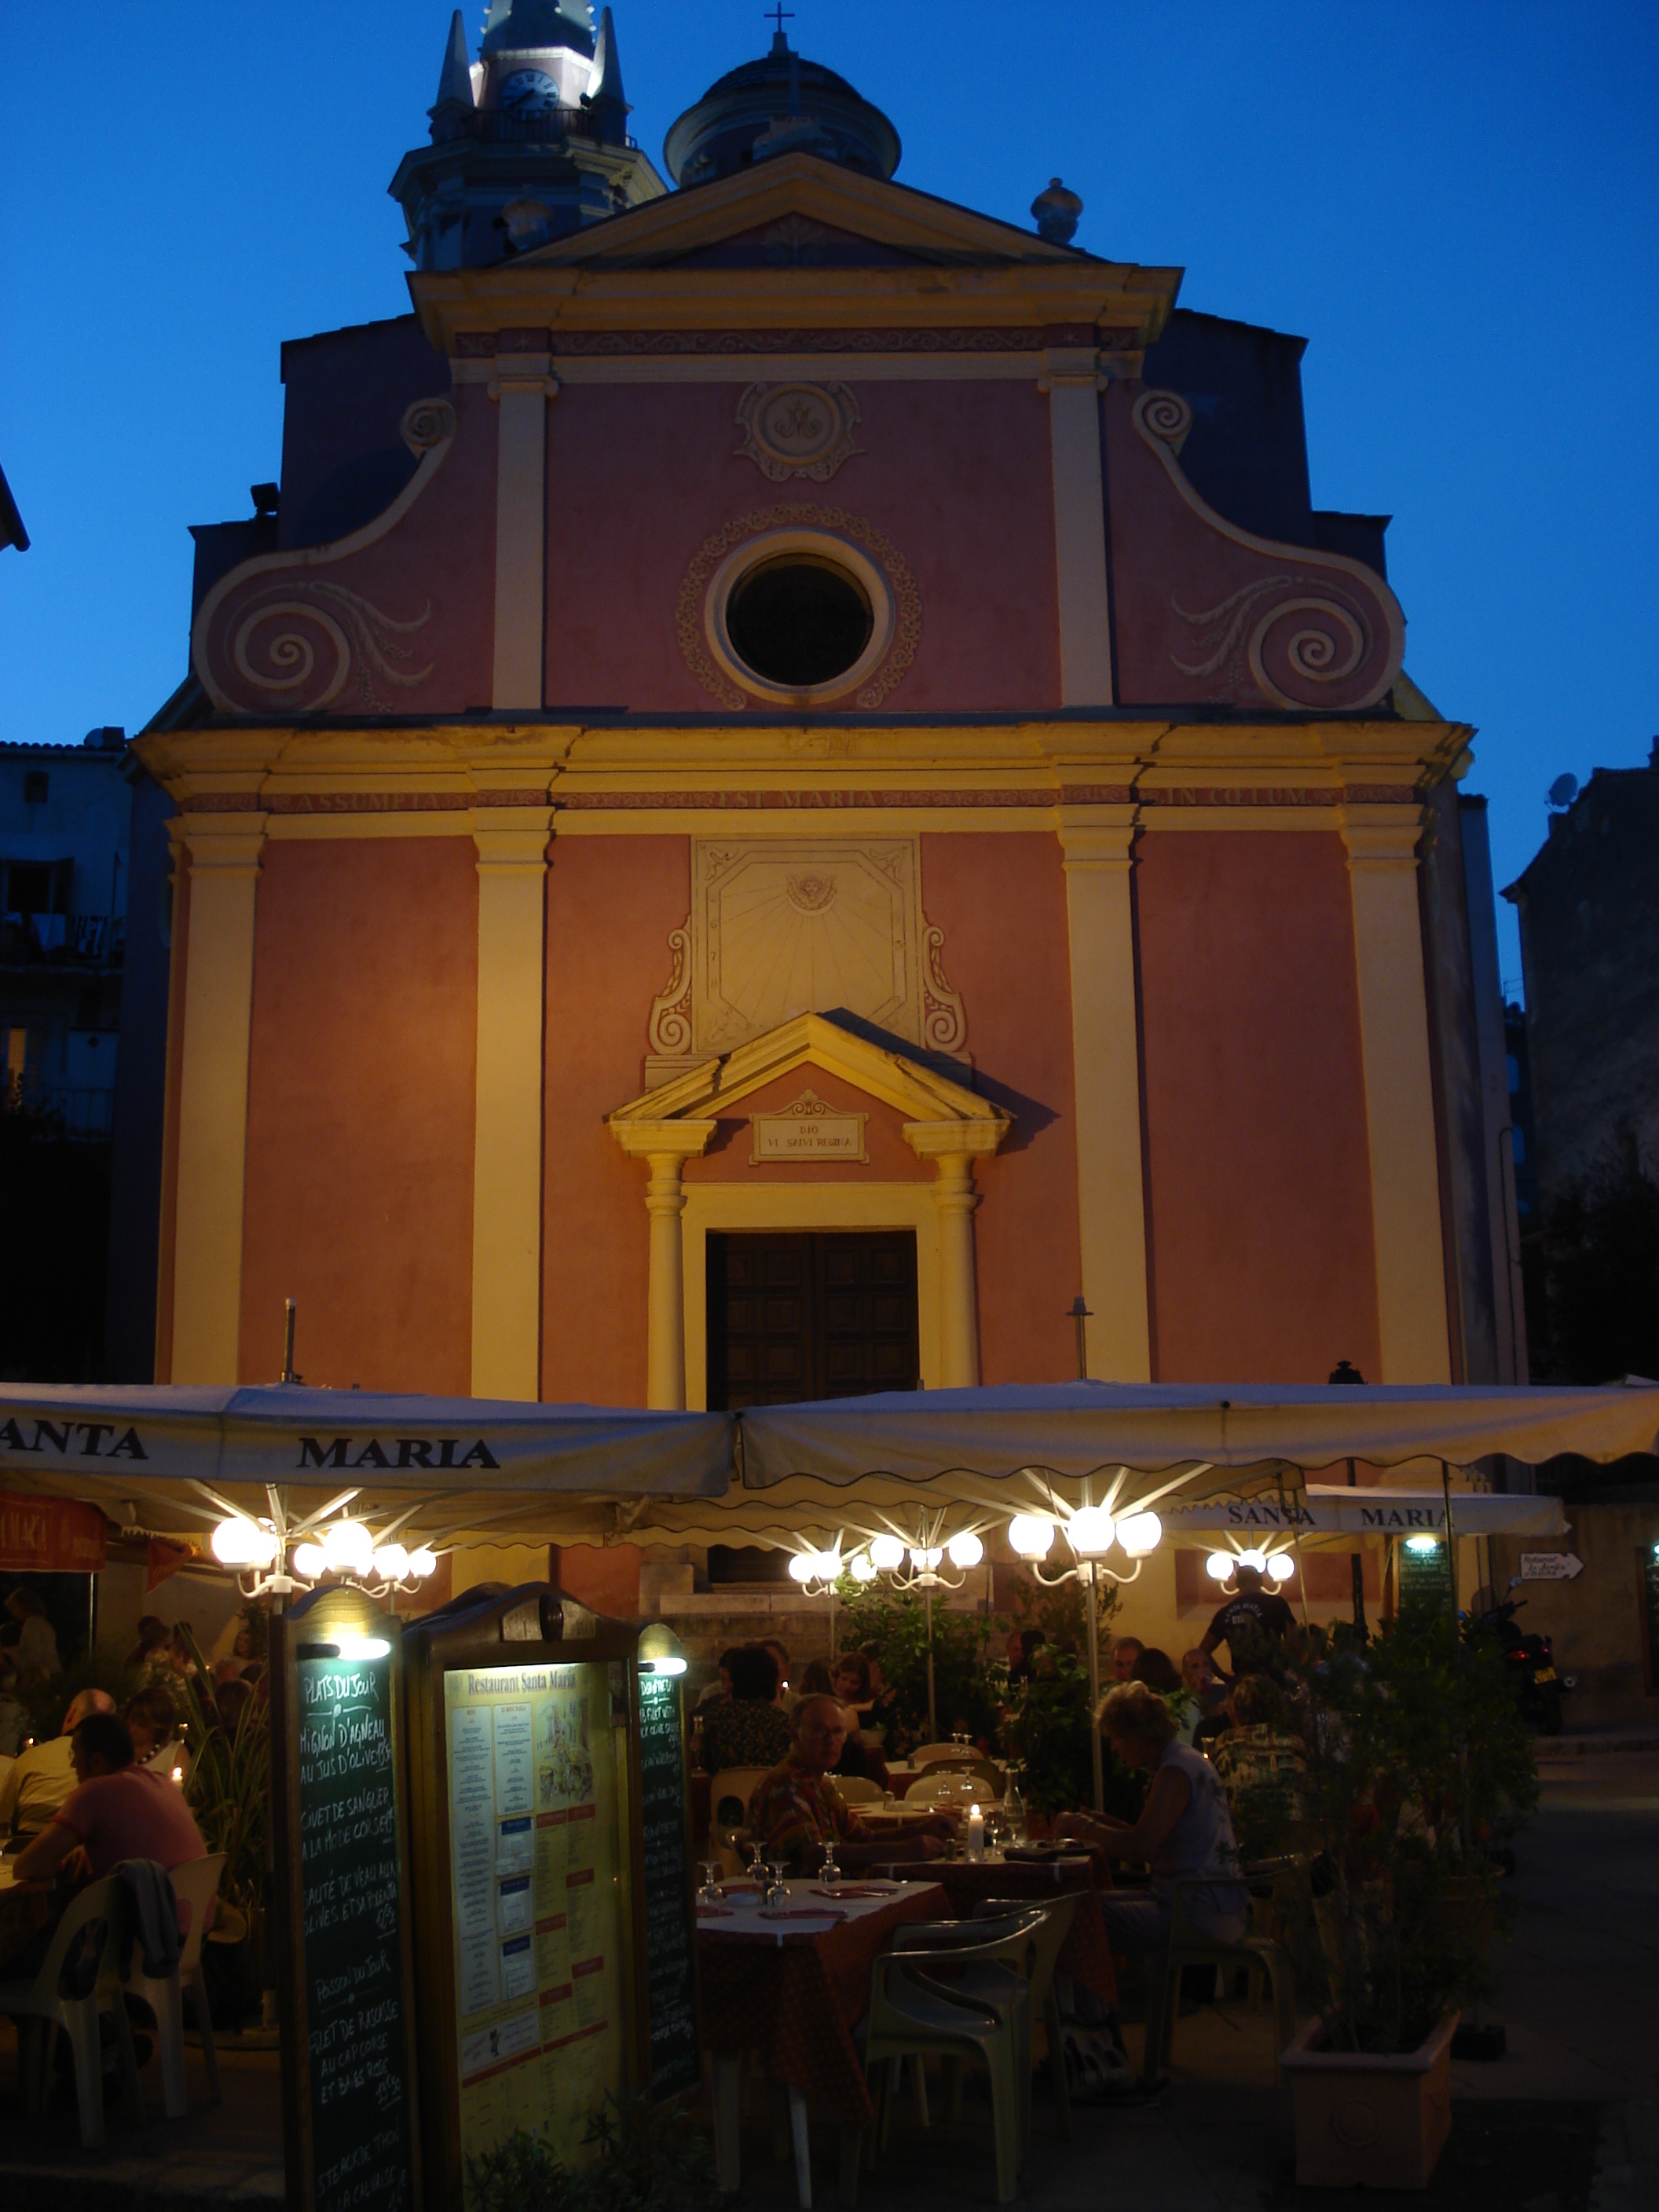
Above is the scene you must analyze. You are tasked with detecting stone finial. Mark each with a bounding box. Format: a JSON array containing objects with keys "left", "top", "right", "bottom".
[{"left": 1031, "top": 177, "right": 1083, "bottom": 246}]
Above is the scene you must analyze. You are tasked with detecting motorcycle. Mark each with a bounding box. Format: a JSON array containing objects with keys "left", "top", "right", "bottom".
[{"left": 1469, "top": 1597, "right": 1573, "bottom": 1734}]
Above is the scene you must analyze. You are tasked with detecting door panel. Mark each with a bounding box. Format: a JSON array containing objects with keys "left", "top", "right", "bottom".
[{"left": 707, "top": 1230, "right": 919, "bottom": 1410}]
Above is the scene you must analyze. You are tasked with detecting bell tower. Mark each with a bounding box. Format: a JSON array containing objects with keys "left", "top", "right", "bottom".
[{"left": 390, "top": 3, "right": 665, "bottom": 269}]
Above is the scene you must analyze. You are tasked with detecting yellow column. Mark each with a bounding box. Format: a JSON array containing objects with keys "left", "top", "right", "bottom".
[
  {"left": 1058, "top": 808, "right": 1151, "bottom": 1380},
  {"left": 170, "top": 811, "right": 266, "bottom": 1384},
  {"left": 610, "top": 1122, "right": 716, "bottom": 1409},
  {"left": 1340, "top": 805, "right": 1452, "bottom": 1382},
  {"left": 471, "top": 810, "right": 554, "bottom": 1400},
  {"left": 489, "top": 353, "right": 557, "bottom": 712},
  {"left": 1042, "top": 347, "right": 1115, "bottom": 705},
  {"left": 904, "top": 1122, "right": 1005, "bottom": 1387}
]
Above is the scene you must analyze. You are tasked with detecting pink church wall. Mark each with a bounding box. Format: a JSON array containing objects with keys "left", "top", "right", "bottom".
[
  {"left": 239, "top": 838, "right": 478, "bottom": 1390},
  {"left": 1133, "top": 830, "right": 1382, "bottom": 1383},
  {"left": 542, "top": 379, "right": 1060, "bottom": 713},
  {"left": 542, "top": 836, "right": 693, "bottom": 1404},
  {"left": 920, "top": 832, "right": 1082, "bottom": 1384},
  {"left": 685, "top": 1068, "right": 927, "bottom": 1184}
]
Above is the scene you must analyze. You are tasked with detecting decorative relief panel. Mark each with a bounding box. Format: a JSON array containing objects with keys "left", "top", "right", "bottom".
[
  {"left": 734, "top": 382, "right": 862, "bottom": 482},
  {"left": 646, "top": 838, "right": 969, "bottom": 1068}
]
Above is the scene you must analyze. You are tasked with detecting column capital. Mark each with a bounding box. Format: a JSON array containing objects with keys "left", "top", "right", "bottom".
[
  {"left": 1058, "top": 806, "right": 1140, "bottom": 868},
  {"left": 1038, "top": 346, "right": 1110, "bottom": 393},
  {"left": 1339, "top": 804, "right": 1424, "bottom": 870},
  {"left": 177, "top": 811, "right": 267, "bottom": 875},
  {"left": 609, "top": 1119, "right": 717, "bottom": 1165},
  {"left": 472, "top": 807, "right": 554, "bottom": 872},
  {"left": 488, "top": 353, "right": 560, "bottom": 401},
  {"left": 902, "top": 1119, "right": 1007, "bottom": 1165}
]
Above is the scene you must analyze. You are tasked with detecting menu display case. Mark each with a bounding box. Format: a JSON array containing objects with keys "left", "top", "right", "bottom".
[{"left": 402, "top": 1586, "right": 697, "bottom": 2208}]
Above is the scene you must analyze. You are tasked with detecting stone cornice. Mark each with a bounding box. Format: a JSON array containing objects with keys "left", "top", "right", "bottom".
[{"left": 134, "top": 714, "right": 1473, "bottom": 813}]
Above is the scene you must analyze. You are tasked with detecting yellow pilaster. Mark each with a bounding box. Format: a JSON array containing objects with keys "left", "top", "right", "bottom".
[
  {"left": 489, "top": 355, "right": 557, "bottom": 712},
  {"left": 1042, "top": 348, "right": 1114, "bottom": 706},
  {"left": 1340, "top": 805, "right": 1452, "bottom": 1382},
  {"left": 611, "top": 1122, "right": 716, "bottom": 1409},
  {"left": 471, "top": 809, "right": 553, "bottom": 1400},
  {"left": 1059, "top": 808, "right": 1151, "bottom": 1380},
  {"left": 903, "top": 1121, "right": 1005, "bottom": 1388},
  {"left": 170, "top": 812, "right": 266, "bottom": 1384}
]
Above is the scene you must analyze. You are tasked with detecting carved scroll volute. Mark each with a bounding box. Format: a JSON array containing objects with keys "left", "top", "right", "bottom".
[
  {"left": 647, "top": 922, "right": 693, "bottom": 1056},
  {"left": 1122, "top": 386, "right": 1406, "bottom": 714},
  {"left": 921, "top": 923, "right": 968, "bottom": 1055},
  {"left": 191, "top": 398, "right": 458, "bottom": 715}
]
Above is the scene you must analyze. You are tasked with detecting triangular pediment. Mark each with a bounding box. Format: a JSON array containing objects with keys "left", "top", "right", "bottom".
[
  {"left": 518, "top": 154, "right": 1104, "bottom": 273},
  {"left": 608, "top": 1012, "right": 1011, "bottom": 1135}
]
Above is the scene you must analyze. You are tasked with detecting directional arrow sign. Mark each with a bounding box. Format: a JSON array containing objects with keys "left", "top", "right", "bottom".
[{"left": 1521, "top": 1551, "right": 1584, "bottom": 1582}]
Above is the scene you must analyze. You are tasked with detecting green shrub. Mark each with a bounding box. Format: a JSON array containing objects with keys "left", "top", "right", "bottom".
[
  {"left": 836, "top": 1589, "right": 1003, "bottom": 1749},
  {"left": 466, "top": 2093, "right": 716, "bottom": 2212}
]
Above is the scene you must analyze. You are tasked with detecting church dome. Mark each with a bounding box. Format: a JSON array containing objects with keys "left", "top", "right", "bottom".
[{"left": 663, "top": 31, "right": 900, "bottom": 187}]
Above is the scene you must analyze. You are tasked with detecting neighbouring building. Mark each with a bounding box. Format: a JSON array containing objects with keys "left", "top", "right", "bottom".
[
  {"left": 130, "top": 2, "right": 1524, "bottom": 1480},
  {"left": 0, "top": 727, "right": 130, "bottom": 1134},
  {"left": 1506, "top": 744, "right": 1659, "bottom": 1210}
]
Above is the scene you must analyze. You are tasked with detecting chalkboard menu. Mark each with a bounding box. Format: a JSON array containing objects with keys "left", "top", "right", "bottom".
[
  {"left": 1640, "top": 1545, "right": 1659, "bottom": 1694},
  {"left": 273, "top": 1599, "right": 420, "bottom": 2212},
  {"left": 1396, "top": 1536, "right": 1453, "bottom": 1614},
  {"left": 635, "top": 1672, "right": 698, "bottom": 2098}
]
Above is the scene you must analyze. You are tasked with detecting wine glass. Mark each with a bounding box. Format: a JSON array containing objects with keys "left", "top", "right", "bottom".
[
  {"left": 819, "top": 1840, "right": 842, "bottom": 1892},
  {"left": 764, "top": 1855, "right": 789, "bottom": 1904},
  {"left": 697, "top": 1860, "right": 723, "bottom": 1907}
]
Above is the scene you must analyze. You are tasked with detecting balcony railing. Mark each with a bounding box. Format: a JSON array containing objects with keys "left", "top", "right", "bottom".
[
  {"left": 432, "top": 102, "right": 636, "bottom": 151},
  {"left": 0, "top": 912, "right": 123, "bottom": 965},
  {"left": 2, "top": 1081, "right": 114, "bottom": 1138}
]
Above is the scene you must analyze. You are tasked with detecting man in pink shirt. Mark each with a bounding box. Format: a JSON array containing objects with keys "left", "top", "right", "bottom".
[{"left": 13, "top": 1710, "right": 207, "bottom": 1891}]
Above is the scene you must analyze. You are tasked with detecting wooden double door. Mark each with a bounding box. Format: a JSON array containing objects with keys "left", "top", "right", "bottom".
[{"left": 705, "top": 1231, "right": 920, "bottom": 1410}]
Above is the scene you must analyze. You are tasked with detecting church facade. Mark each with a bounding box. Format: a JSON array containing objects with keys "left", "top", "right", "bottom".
[{"left": 140, "top": 4, "right": 1521, "bottom": 1411}]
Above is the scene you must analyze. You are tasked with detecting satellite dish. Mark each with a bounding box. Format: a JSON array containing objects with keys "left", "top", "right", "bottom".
[{"left": 1547, "top": 774, "right": 1579, "bottom": 811}]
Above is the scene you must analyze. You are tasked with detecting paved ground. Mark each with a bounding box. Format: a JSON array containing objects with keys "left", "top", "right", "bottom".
[{"left": 1, "top": 1743, "right": 1654, "bottom": 2207}]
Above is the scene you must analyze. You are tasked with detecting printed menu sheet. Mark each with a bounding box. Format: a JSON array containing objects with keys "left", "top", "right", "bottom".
[{"left": 445, "top": 1664, "right": 625, "bottom": 2182}]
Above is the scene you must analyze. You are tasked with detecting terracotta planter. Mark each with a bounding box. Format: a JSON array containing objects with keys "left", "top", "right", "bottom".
[{"left": 1280, "top": 2012, "right": 1457, "bottom": 2189}]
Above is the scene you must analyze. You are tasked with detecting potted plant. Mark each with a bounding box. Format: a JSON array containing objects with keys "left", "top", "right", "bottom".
[
  {"left": 177, "top": 1624, "right": 272, "bottom": 2026},
  {"left": 1265, "top": 1605, "right": 1537, "bottom": 2188}
]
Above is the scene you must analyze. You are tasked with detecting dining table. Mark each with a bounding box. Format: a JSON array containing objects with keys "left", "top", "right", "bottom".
[{"left": 697, "top": 1876, "right": 947, "bottom": 2207}]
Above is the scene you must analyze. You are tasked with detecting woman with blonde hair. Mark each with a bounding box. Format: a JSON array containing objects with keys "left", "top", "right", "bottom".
[{"left": 1056, "top": 1680, "right": 1247, "bottom": 1952}]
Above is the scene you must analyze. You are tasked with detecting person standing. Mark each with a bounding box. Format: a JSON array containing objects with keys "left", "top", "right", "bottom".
[
  {"left": 1199, "top": 1563, "right": 1299, "bottom": 1682},
  {"left": 5, "top": 1590, "right": 61, "bottom": 1686},
  {"left": 699, "top": 1646, "right": 792, "bottom": 1774}
]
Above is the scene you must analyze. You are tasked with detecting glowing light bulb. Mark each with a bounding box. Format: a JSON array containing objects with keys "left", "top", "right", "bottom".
[
  {"left": 211, "top": 1517, "right": 277, "bottom": 1569},
  {"left": 1067, "top": 1507, "right": 1116, "bottom": 1558},
  {"left": 1404, "top": 1534, "right": 1441, "bottom": 1555},
  {"left": 336, "top": 1636, "right": 390, "bottom": 1661},
  {"left": 869, "top": 1535, "right": 905, "bottom": 1573},
  {"left": 1116, "top": 1511, "right": 1163, "bottom": 1558},
  {"left": 408, "top": 1547, "right": 438, "bottom": 1579},
  {"left": 788, "top": 1553, "right": 815, "bottom": 1583},
  {"left": 1239, "top": 1547, "right": 1268, "bottom": 1574},
  {"left": 909, "top": 1546, "right": 943, "bottom": 1571},
  {"left": 813, "top": 1550, "right": 843, "bottom": 1582},
  {"left": 373, "top": 1544, "right": 411, "bottom": 1583},
  {"left": 1267, "top": 1553, "right": 1295, "bottom": 1584},
  {"left": 322, "top": 1519, "right": 373, "bottom": 1575},
  {"left": 1009, "top": 1514, "right": 1055, "bottom": 1561},
  {"left": 1206, "top": 1552, "right": 1233, "bottom": 1581},
  {"left": 947, "top": 1531, "right": 984, "bottom": 1569},
  {"left": 849, "top": 1551, "right": 877, "bottom": 1582},
  {"left": 292, "top": 1542, "right": 326, "bottom": 1580}
]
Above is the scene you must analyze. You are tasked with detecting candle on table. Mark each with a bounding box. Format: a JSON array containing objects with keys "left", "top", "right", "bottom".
[{"left": 967, "top": 1802, "right": 984, "bottom": 1860}]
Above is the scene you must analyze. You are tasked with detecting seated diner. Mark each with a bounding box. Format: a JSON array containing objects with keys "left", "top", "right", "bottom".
[
  {"left": 701, "top": 1645, "right": 793, "bottom": 1774},
  {"left": 1055, "top": 1682, "right": 1247, "bottom": 1950},
  {"left": 747, "top": 1694, "right": 956, "bottom": 1873}
]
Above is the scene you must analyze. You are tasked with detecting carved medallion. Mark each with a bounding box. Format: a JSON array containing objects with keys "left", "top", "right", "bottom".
[
  {"left": 749, "top": 1090, "right": 870, "bottom": 1165},
  {"left": 735, "top": 382, "right": 863, "bottom": 482}
]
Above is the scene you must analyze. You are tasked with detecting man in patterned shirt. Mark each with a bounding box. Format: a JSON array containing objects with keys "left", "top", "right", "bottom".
[{"left": 747, "top": 1696, "right": 956, "bottom": 1873}]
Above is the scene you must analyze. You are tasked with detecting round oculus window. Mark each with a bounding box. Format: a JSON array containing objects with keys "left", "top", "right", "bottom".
[
  {"left": 703, "top": 529, "right": 896, "bottom": 704},
  {"left": 725, "top": 555, "right": 873, "bottom": 689}
]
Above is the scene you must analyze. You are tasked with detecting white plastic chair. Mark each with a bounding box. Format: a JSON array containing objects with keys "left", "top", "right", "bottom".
[
  {"left": 707, "top": 1765, "right": 776, "bottom": 1872},
  {"left": 0, "top": 1876, "right": 144, "bottom": 2148},
  {"left": 864, "top": 1934, "right": 1030, "bottom": 2203},
  {"left": 832, "top": 1774, "right": 883, "bottom": 1804},
  {"left": 123, "top": 1852, "right": 226, "bottom": 2116},
  {"left": 909, "top": 1742, "right": 972, "bottom": 1768}
]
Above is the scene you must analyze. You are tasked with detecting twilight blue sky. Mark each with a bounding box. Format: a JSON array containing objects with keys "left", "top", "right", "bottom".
[{"left": 3, "top": 1, "right": 1656, "bottom": 985}]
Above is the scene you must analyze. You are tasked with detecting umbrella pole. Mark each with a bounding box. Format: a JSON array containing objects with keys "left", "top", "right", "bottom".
[
  {"left": 925, "top": 1587, "right": 937, "bottom": 1741},
  {"left": 1084, "top": 1563, "right": 1104, "bottom": 1815},
  {"left": 828, "top": 1583, "right": 837, "bottom": 1666}
]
